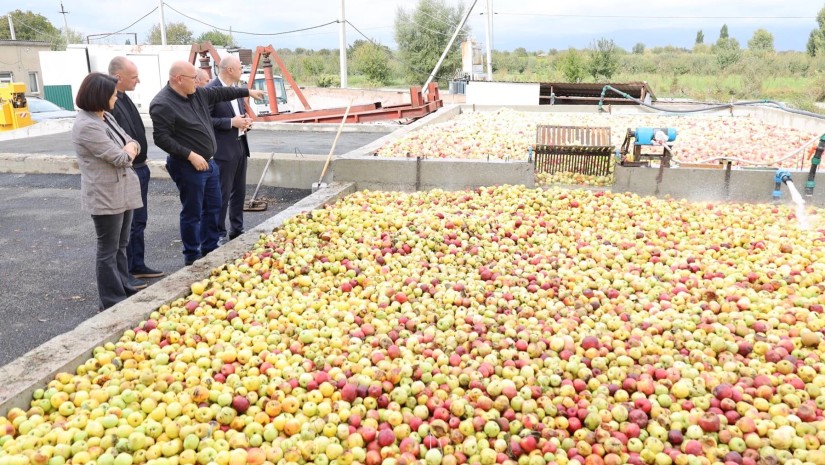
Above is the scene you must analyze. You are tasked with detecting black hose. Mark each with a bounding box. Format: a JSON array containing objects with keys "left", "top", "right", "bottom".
[{"left": 597, "top": 85, "right": 825, "bottom": 120}]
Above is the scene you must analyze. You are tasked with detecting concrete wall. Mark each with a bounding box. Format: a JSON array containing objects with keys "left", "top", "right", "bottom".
[
  {"left": 465, "top": 81, "right": 540, "bottom": 106},
  {"left": 0, "top": 40, "right": 51, "bottom": 96}
]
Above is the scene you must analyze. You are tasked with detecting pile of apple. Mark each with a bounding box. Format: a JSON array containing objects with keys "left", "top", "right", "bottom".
[
  {"left": 2, "top": 186, "right": 825, "bottom": 465},
  {"left": 375, "top": 109, "right": 820, "bottom": 185}
]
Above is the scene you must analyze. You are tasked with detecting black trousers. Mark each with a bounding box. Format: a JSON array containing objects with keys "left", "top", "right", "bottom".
[
  {"left": 215, "top": 150, "right": 247, "bottom": 239},
  {"left": 91, "top": 210, "right": 134, "bottom": 309}
]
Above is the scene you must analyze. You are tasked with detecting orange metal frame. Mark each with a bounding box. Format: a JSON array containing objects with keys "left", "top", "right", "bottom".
[{"left": 191, "top": 42, "right": 445, "bottom": 124}]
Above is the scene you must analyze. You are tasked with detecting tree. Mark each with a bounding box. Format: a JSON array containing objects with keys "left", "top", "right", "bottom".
[
  {"left": 0, "top": 10, "right": 70, "bottom": 50},
  {"left": 632, "top": 43, "right": 645, "bottom": 54},
  {"left": 394, "top": 0, "right": 469, "bottom": 84},
  {"left": 695, "top": 30, "right": 704, "bottom": 45},
  {"left": 719, "top": 24, "right": 729, "bottom": 41},
  {"left": 713, "top": 36, "right": 741, "bottom": 70},
  {"left": 808, "top": 5, "right": 825, "bottom": 56},
  {"left": 147, "top": 22, "right": 193, "bottom": 45},
  {"left": 196, "top": 30, "right": 235, "bottom": 47},
  {"left": 556, "top": 49, "right": 586, "bottom": 83},
  {"left": 52, "top": 28, "right": 84, "bottom": 50},
  {"left": 586, "top": 38, "right": 619, "bottom": 80},
  {"left": 748, "top": 28, "right": 774, "bottom": 52},
  {"left": 351, "top": 41, "right": 392, "bottom": 85}
]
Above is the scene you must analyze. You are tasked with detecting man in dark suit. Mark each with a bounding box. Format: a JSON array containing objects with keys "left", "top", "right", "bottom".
[
  {"left": 108, "top": 57, "right": 163, "bottom": 285},
  {"left": 207, "top": 55, "right": 253, "bottom": 244}
]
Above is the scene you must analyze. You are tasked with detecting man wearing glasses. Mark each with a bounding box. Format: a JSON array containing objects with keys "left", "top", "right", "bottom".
[{"left": 150, "top": 61, "right": 265, "bottom": 266}]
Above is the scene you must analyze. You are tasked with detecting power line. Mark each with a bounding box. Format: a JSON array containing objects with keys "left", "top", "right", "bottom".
[
  {"left": 346, "top": 19, "right": 455, "bottom": 82},
  {"left": 483, "top": 12, "right": 815, "bottom": 20},
  {"left": 163, "top": 2, "right": 338, "bottom": 37},
  {"left": 88, "top": 6, "right": 158, "bottom": 42}
]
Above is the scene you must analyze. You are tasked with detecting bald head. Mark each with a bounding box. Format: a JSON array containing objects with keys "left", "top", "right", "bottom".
[
  {"left": 169, "top": 61, "right": 199, "bottom": 96},
  {"left": 218, "top": 55, "right": 243, "bottom": 85},
  {"left": 219, "top": 55, "right": 240, "bottom": 72},
  {"left": 170, "top": 61, "right": 197, "bottom": 78},
  {"left": 109, "top": 56, "right": 140, "bottom": 92}
]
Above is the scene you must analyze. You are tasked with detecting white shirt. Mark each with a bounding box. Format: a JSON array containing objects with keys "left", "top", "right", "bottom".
[{"left": 219, "top": 77, "right": 243, "bottom": 137}]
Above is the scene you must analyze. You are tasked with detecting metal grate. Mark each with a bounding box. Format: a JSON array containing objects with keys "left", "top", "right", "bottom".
[{"left": 533, "top": 125, "right": 614, "bottom": 177}]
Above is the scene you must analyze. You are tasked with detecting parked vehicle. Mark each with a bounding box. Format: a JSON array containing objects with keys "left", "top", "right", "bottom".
[
  {"left": 240, "top": 70, "right": 296, "bottom": 115},
  {"left": 28, "top": 97, "right": 77, "bottom": 121}
]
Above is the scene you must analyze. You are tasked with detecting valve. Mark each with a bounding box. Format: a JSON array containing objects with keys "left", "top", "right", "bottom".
[{"left": 773, "top": 169, "right": 791, "bottom": 200}]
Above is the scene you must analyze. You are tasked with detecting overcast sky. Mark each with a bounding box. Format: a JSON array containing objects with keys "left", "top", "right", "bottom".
[{"left": 13, "top": 0, "right": 825, "bottom": 52}]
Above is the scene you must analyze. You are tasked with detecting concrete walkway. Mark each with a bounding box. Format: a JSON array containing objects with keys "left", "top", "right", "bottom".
[{"left": 0, "top": 173, "right": 309, "bottom": 368}]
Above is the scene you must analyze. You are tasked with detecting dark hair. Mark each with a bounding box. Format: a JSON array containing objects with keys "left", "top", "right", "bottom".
[{"left": 75, "top": 72, "right": 118, "bottom": 112}]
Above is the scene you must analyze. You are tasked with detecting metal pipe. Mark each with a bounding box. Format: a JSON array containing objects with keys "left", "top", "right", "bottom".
[
  {"left": 339, "top": 0, "right": 348, "bottom": 88},
  {"left": 423, "top": 0, "right": 478, "bottom": 95},
  {"left": 773, "top": 169, "right": 791, "bottom": 201},
  {"left": 805, "top": 134, "right": 824, "bottom": 198},
  {"left": 159, "top": 0, "right": 167, "bottom": 46}
]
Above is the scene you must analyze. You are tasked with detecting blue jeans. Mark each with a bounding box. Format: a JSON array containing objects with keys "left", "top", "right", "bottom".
[
  {"left": 166, "top": 156, "right": 222, "bottom": 262},
  {"left": 127, "top": 164, "right": 150, "bottom": 272}
]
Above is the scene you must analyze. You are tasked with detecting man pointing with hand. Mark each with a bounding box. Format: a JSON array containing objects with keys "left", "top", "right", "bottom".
[{"left": 150, "top": 61, "right": 265, "bottom": 266}]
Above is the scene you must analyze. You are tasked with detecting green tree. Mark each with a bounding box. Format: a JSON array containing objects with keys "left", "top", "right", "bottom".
[
  {"left": 719, "top": 24, "right": 729, "bottom": 41},
  {"left": 632, "top": 43, "right": 645, "bottom": 54},
  {"left": 147, "top": 22, "right": 193, "bottom": 45},
  {"left": 586, "top": 38, "right": 619, "bottom": 80},
  {"left": 196, "top": 30, "right": 235, "bottom": 47},
  {"left": 713, "top": 36, "right": 741, "bottom": 70},
  {"left": 807, "top": 6, "right": 825, "bottom": 56},
  {"left": 351, "top": 41, "right": 392, "bottom": 85},
  {"left": 52, "top": 28, "right": 84, "bottom": 50},
  {"left": 302, "top": 55, "right": 325, "bottom": 77},
  {"left": 394, "top": 0, "right": 469, "bottom": 84},
  {"left": 748, "top": 28, "right": 774, "bottom": 52},
  {"left": 556, "top": 49, "right": 586, "bottom": 83},
  {"left": 695, "top": 30, "right": 704, "bottom": 45},
  {"left": 0, "top": 10, "right": 69, "bottom": 50}
]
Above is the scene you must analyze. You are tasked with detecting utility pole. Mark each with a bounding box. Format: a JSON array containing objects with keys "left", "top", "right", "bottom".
[
  {"left": 7, "top": 14, "right": 15, "bottom": 40},
  {"left": 59, "top": 3, "right": 70, "bottom": 46},
  {"left": 159, "top": 0, "right": 168, "bottom": 45},
  {"left": 485, "top": 0, "right": 493, "bottom": 81},
  {"left": 423, "top": 0, "right": 478, "bottom": 94},
  {"left": 339, "top": 0, "right": 348, "bottom": 88}
]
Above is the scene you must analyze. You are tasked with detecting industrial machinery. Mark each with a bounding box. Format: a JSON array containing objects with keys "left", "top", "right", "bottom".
[
  {"left": 530, "top": 125, "right": 615, "bottom": 178},
  {"left": 0, "top": 83, "right": 34, "bottom": 131},
  {"left": 189, "top": 42, "right": 443, "bottom": 124},
  {"left": 619, "top": 127, "right": 678, "bottom": 167}
]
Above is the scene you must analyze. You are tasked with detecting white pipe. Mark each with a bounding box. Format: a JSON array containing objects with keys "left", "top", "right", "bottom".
[
  {"left": 339, "top": 0, "right": 348, "bottom": 88},
  {"left": 423, "top": 0, "right": 478, "bottom": 94},
  {"left": 485, "top": 0, "right": 493, "bottom": 81},
  {"left": 7, "top": 15, "right": 15, "bottom": 41},
  {"left": 159, "top": 0, "right": 167, "bottom": 46}
]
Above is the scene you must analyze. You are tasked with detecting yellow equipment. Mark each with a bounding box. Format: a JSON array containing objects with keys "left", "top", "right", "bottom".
[{"left": 0, "top": 82, "right": 34, "bottom": 131}]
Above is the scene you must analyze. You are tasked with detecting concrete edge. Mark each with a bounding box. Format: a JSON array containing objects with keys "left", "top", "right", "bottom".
[{"left": 0, "top": 182, "right": 357, "bottom": 416}]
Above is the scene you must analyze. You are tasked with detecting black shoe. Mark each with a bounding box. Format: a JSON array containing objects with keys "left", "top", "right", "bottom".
[
  {"left": 184, "top": 258, "right": 197, "bottom": 266},
  {"left": 129, "top": 277, "right": 148, "bottom": 290},
  {"left": 229, "top": 230, "right": 243, "bottom": 240},
  {"left": 131, "top": 266, "right": 165, "bottom": 279}
]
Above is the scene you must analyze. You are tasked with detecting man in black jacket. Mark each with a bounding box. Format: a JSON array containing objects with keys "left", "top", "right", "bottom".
[
  {"left": 150, "top": 61, "right": 265, "bottom": 266},
  {"left": 108, "top": 56, "right": 163, "bottom": 285}
]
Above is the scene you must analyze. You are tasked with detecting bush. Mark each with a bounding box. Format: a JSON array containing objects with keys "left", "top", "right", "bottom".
[{"left": 316, "top": 74, "right": 340, "bottom": 88}]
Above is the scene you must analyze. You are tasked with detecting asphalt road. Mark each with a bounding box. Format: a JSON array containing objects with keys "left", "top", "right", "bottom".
[
  {"left": 0, "top": 173, "right": 309, "bottom": 368},
  {"left": 0, "top": 128, "right": 385, "bottom": 159}
]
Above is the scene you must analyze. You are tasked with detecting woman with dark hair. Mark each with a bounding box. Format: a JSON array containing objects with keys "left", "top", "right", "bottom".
[{"left": 72, "top": 72, "right": 143, "bottom": 310}]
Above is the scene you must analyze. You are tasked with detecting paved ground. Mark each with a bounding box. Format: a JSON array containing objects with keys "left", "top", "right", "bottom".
[
  {"left": 0, "top": 128, "right": 385, "bottom": 159},
  {"left": 0, "top": 173, "right": 309, "bottom": 367}
]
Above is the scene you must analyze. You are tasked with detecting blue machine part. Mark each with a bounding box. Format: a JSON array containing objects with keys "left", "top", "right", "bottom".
[{"left": 634, "top": 127, "right": 677, "bottom": 145}]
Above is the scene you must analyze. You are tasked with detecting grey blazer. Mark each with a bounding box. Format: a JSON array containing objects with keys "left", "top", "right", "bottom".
[{"left": 72, "top": 110, "right": 143, "bottom": 215}]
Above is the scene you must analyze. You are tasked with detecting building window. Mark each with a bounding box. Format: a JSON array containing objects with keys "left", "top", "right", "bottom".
[
  {"left": 0, "top": 72, "right": 13, "bottom": 83},
  {"left": 28, "top": 72, "right": 39, "bottom": 93}
]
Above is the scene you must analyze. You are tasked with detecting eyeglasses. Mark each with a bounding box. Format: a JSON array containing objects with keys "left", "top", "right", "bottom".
[{"left": 177, "top": 74, "right": 197, "bottom": 80}]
